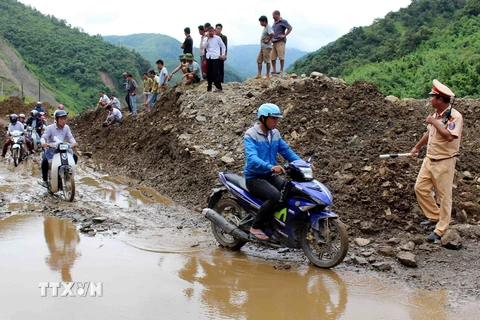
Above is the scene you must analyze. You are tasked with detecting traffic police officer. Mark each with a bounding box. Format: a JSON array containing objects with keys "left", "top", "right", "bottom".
[{"left": 411, "top": 79, "right": 463, "bottom": 243}]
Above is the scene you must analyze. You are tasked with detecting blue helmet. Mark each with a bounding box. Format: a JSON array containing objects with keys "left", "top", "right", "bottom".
[
  {"left": 55, "top": 110, "right": 68, "bottom": 119},
  {"left": 257, "top": 103, "right": 283, "bottom": 119}
]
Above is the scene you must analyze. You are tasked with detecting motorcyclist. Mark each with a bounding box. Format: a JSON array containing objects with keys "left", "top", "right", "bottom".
[
  {"left": 2, "top": 114, "right": 30, "bottom": 157},
  {"left": 19, "top": 113, "right": 35, "bottom": 153},
  {"left": 34, "top": 102, "right": 49, "bottom": 126},
  {"left": 26, "top": 109, "right": 44, "bottom": 137},
  {"left": 38, "top": 110, "right": 78, "bottom": 188},
  {"left": 244, "top": 103, "right": 300, "bottom": 240},
  {"left": 34, "top": 101, "right": 46, "bottom": 114},
  {"left": 18, "top": 113, "right": 26, "bottom": 128}
]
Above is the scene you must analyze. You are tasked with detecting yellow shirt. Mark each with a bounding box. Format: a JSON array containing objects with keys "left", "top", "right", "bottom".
[
  {"left": 150, "top": 76, "right": 159, "bottom": 94},
  {"left": 143, "top": 78, "right": 153, "bottom": 92},
  {"left": 426, "top": 108, "right": 463, "bottom": 160}
]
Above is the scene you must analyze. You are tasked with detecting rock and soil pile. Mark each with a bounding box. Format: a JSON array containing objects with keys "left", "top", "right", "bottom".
[{"left": 68, "top": 75, "right": 480, "bottom": 228}]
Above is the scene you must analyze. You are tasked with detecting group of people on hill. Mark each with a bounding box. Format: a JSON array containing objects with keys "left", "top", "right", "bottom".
[
  {"left": 255, "top": 10, "right": 292, "bottom": 78},
  {"left": 93, "top": 10, "right": 292, "bottom": 119},
  {"left": 181, "top": 10, "right": 293, "bottom": 87},
  {"left": 95, "top": 90, "right": 123, "bottom": 126}
]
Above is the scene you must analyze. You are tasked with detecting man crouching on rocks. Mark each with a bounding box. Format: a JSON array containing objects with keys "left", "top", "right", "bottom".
[
  {"left": 411, "top": 79, "right": 463, "bottom": 243},
  {"left": 103, "top": 105, "right": 122, "bottom": 126}
]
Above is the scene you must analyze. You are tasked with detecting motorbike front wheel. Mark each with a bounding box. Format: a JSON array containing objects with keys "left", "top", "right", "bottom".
[
  {"left": 62, "top": 172, "right": 75, "bottom": 202},
  {"left": 12, "top": 149, "right": 19, "bottom": 167},
  {"left": 301, "top": 218, "right": 349, "bottom": 269},
  {"left": 211, "top": 198, "right": 247, "bottom": 250}
]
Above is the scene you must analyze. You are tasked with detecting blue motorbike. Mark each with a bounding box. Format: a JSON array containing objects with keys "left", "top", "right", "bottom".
[{"left": 204, "top": 157, "right": 349, "bottom": 269}]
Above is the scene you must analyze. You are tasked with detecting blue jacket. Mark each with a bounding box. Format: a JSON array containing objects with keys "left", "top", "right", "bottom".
[
  {"left": 34, "top": 106, "right": 46, "bottom": 113},
  {"left": 243, "top": 124, "right": 300, "bottom": 179}
]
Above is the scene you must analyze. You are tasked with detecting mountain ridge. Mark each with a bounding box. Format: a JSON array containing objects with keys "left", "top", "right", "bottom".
[{"left": 289, "top": 0, "right": 480, "bottom": 98}]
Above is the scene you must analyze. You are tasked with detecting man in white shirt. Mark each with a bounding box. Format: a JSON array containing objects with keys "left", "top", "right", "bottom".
[
  {"left": 95, "top": 91, "right": 111, "bottom": 109},
  {"left": 108, "top": 94, "right": 122, "bottom": 110},
  {"left": 204, "top": 26, "right": 226, "bottom": 92},
  {"left": 156, "top": 59, "right": 169, "bottom": 95},
  {"left": 104, "top": 105, "right": 123, "bottom": 126},
  {"left": 198, "top": 25, "right": 206, "bottom": 79}
]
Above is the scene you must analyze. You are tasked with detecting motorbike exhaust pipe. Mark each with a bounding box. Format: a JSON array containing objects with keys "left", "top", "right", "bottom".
[{"left": 203, "top": 208, "right": 250, "bottom": 241}]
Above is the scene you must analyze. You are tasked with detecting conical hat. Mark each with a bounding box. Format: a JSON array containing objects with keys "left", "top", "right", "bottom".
[{"left": 429, "top": 79, "right": 455, "bottom": 98}]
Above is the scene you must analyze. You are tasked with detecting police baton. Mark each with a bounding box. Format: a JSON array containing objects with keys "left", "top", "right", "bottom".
[{"left": 379, "top": 153, "right": 416, "bottom": 159}]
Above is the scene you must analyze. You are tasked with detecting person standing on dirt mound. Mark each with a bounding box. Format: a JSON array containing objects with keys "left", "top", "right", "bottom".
[
  {"left": 127, "top": 73, "right": 139, "bottom": 115},
  {"left": 411, "top": 79, "right": 463, "bottom": 243},
  {"left": 271, "top": 10, "right": 292, "bottom": 75},
  {"left": 243, "top": 103, "right": 300, "bottom": 240},
  {"left": 38, "top": 110, "right": 78, "bottom": 188},
  {"left": 122, "top": 72, "right": 132, "bottom": 113},
  {"left": 204, "top": 26, "right": 226, "bottom": 92}
]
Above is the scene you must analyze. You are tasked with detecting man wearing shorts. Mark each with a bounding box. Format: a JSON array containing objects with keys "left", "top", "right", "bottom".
[
  {"left": 271, "top": 10, "right": 292, "bottom": 74},
  {"left": 256, "top": 15, "right": 274, "bottom": 79}
]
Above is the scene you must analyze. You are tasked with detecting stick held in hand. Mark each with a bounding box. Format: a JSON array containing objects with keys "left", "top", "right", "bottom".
[{"left": 379, "top": 153, "right": 413, "bottom": 158}]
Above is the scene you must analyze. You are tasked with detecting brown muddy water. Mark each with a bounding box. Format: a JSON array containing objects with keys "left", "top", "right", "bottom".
[{"left": 0, "top": 214, "right": 475, "bottom": 320}]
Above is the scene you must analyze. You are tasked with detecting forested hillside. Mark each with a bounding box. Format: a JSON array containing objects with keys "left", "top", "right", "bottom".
[
  {"left": 290, "top": 0, "right": 480, "bottom": 98},
  {"left": 0, "top": 0, "right": 151, "bottom": 112},
  {"left": 103, "top": 34, "right": 244, "bottom": 83}
]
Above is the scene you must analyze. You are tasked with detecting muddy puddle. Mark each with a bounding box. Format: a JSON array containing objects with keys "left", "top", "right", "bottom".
[
  {"left": 0, "top": 156, "right": 172, "bottom": 210},
  {"left": 79, "top": 175, "right": 172, "bottom": 208},
  {"left": 0, "top": 214, "right": 476, "bottom": 320}
]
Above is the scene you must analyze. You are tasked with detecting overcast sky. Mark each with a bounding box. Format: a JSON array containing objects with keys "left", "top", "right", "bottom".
[{"left": 18, "top": 0, "right": 412, "bottom": 52}]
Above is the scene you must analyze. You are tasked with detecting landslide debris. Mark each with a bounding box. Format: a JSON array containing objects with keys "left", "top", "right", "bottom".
[{"left": 69, "top": 75, "right": 480, "bottom": 229}]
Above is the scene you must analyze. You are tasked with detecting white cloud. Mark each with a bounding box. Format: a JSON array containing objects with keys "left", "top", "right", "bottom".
[{"left": 18, "top": 0, "right": 412, "bottom": 52}]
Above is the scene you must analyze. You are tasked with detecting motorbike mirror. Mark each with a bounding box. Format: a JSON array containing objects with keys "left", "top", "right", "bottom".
[{"left": 307, "top": 151, "right": 315, "bottom": 163}]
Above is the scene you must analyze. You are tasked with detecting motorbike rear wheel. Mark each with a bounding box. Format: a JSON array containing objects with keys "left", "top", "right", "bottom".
[
  {"left": 211, "top": 198, "right": 247, "bottom": 250},
  {"left": 62, "top": 172, "right": 75, "bottom": 202},
  {"left": 301, "top": 218, "right": 349, "bottom": 269},
  {"left": 12, "top": 149, "right": 19, "bottom": 167}
]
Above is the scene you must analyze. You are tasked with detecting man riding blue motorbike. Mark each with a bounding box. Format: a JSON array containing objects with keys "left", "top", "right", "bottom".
[{"left": 244, "top": 103, "right": 301, "bottom": 241}]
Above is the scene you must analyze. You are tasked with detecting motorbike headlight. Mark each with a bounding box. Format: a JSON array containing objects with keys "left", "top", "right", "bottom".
[
  {"left": 300, "top": 167, "right": 313, "bottom": 180},
  {"left": 58, "top": 144, "right": 69, "bottom": 151}
]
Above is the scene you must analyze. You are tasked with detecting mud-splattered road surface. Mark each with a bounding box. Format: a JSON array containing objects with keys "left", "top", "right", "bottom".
[{"left": 0, "top": 153, "right": 213, "bottom": 250}]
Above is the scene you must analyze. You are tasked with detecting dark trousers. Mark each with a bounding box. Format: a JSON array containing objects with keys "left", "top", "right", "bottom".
[
  {"left": 200, "top": 56, "right": 206, "bottom": 79},
  {"left": 42, "top": 153, "right": 78, "bottom": 181},
  {"left": 125, "top": 93, "right": 132, "bottom": 113},
  {"left": 219, "top": 59, "right": 225, "bottom": 83},
  {"left": 246, "top": 175, "right": 286, "bottom": 229},
  {"left": 206, "top": 58, "right": 222, "bottom": 91}
]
